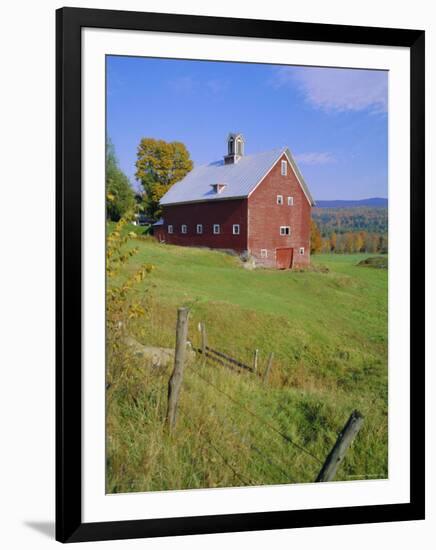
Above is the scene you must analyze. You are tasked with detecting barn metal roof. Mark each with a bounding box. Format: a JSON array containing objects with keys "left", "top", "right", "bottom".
[{"left": 159, "top": 147, "right": 315, "bottom": 206}]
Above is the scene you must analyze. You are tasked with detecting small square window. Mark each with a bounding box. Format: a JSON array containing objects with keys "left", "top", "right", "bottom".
[
  {"left": 196, "top": 224, "right": 203, "bottom": 234},
  {"left": 280, "top": 226, "right": 290, "bottom": 236},
  {"left": 168, "top": 225, "right": 173, "bottom": 234},
  {"left": 288, "top": 196, "right": 294, "bottom": 206},
  {"left": 281, "top": 160, "right": 287, "bottom": 176},
  {"left": 260, "top": 249, "right": 268, "bottom": 258},
  {"left": 181, "top": 224, "right": 187, "bottom": 234},
  {"left": 232, "top": 224, "right": 240, "bottom": 235},
  {"left": 213, "top": 224, "right": 220, "bottom": 234},
  {"left": 277, "top": 195, "right": 283, "bottom": 205},
  {"left": 299, "top": 247, "right": 305, "bottom": 255}
]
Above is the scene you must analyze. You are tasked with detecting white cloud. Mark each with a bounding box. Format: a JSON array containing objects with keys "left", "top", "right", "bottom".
[
  {"left": 274, "top": 66, "right": 388, "bottom": 114},
  {"left": 294, "top": 152, "right": 336, "bottom": 165}
]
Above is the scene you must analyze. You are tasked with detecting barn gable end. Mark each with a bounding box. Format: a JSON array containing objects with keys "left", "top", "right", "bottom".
[
  {"left": 247, "top": 153, "right": 311, "bottom": 268},
  {"left": 247, "top": 148, "right": 314, "bottom": 207}
]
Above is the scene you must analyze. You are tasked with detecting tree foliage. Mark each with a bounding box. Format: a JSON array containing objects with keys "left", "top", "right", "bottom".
[
  {"left": 135, "top": 138, "right": 193, "bottom": 220},
  {"left": 320, "top": 230, "right": 388, "bottom": 254},
  {"left": 106, "top": 216, "right": 154, "bottom": 385},
  {"left": 310, "top": 220, "right": 323, "bottom": 254},
  {"left": 330, "top": 232, "right": 337, "bottom": 252},
  {"left": 106, "top": 139, "right": 135, "bottom": 221},
  {"left": 312, "top": 206, "right": 388, "bottom": 254},
  {"left": 312, "top": 206, "right": 388, "bottom": 235}
]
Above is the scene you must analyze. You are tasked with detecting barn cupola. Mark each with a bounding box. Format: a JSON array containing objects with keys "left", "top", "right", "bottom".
[{"left": 224, "top": 133, "right": 244, "bottom": 165}]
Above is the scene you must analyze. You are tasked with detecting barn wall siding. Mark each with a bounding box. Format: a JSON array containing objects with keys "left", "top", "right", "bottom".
[
  {"left": 248, "top": 153, "right": 311, "bottom": 268},
  {"left": 161, "top": 199, "right": 248, "bottom": 252}
]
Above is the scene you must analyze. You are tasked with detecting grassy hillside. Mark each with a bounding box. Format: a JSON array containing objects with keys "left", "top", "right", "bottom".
[{"left": 107, "top": 229, "right": 388, "bottom": 493}]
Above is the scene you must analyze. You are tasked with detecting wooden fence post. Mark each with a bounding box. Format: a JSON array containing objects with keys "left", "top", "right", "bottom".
[
  {"left": 200, "top": 322, "right": 207, "bottom": 362},
  {"left": 253, "top": 349, "right": 259, "bottom": 372},
  {"left": 315, "top": 410, "right": 364, "bottom": 482},
  {"left": 166, "top": 307, "right": 190, "bottom": 432},
  {"left": 263, "top": 352, "right": 274, "bottom": 384}
]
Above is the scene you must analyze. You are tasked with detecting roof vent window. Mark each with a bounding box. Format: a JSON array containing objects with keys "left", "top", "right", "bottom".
[{"left": 211, "top": 183, "right": 227, "bottom": 194}]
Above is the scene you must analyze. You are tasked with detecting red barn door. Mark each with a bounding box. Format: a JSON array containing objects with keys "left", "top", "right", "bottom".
[{"left": 276, "top": 247, "right": 294, "bottom": 269}]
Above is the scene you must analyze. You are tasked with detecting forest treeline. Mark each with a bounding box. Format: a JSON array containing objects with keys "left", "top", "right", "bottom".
[
  {"left": 312, "top": 206, "right": 388, "bottom": 235},
  {"left": 311, "top": 207, "right": 388, "bottom": 254}
]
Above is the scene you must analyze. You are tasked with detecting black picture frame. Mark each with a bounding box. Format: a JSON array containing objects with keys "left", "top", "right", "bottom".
[{"left": 56, "top": 7, "right": 425, "bottom": 543}]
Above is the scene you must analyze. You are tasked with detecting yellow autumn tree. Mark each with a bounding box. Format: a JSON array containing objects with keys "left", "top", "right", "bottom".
[
  {"left": 135, "top": 138, "right": 193, "bottom": 220},
  {"left": 353, "top": 232, "right": 365, "bottom": 253},
  {"left": 344, "top": 232, "right": 355, "bottom": 253},
  {"left": 310, "top": 220, "right": 323, "bottom": 254},
  {"left": 330, "top": 232, "right": 337, "bottom": 252}
]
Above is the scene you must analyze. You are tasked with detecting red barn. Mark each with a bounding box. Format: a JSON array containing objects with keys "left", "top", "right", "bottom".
[{"left": 155, "top": 134, "right": 315, "bottom": 269}]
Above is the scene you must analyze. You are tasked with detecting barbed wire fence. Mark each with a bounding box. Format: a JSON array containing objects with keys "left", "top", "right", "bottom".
[
  {"left": 179, "top": 375, "right": 298, "bottom": 486},
  {"left": 164, "top": 307, "right": 364, "bottom": 486}
]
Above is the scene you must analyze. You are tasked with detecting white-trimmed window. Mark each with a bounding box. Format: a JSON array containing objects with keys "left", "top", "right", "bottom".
[
  {"left": 280, "top": 226, "right": 290, "bottom": 236},
  {"left": 299, "top": 247, "right": 305, "bottom": 255},
  {"left": 167, "top": 225, "right": 173, "bottom": 234},
  {"left": 181, "top": 224, "right": 187, "bottom": 234},
  {"left": 260, "top": 249, "right": 268, "bottom": 258},
  {"left": 287, "top": 196, "right": 294, "bottom": 206},
  {"left": 213, "top": 224, "right": 220, "bottom": 234},
  {"left": 277, "top": 195, "right": 283, "bottom": 205},
  {"left": 232, "top": 224, "right": 240, "bottom": 235},
  {"left": 196, "top": 224, "right": 203, "bottom": 234},
  {"left": 281, "top": 160, "right": 288, "bottom": 176}
]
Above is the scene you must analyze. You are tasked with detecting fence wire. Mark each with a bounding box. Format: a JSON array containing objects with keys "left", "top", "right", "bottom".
[
  {"left": 177, "top": 405, "right": 256, "bottom": 487},
  {"left": 182, "top": 370, "right": 314, "bottom": 485},
  {"left": 190, "top": 367, "right": 323, "bottom": 466},
  {"left": 208, "top": 404, "right": 298, "bottom": 483}
]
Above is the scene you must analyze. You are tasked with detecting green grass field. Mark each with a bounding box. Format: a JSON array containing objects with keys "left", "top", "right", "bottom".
[{"left": 106, "top": 228, "right": 388, "bottom": 493}]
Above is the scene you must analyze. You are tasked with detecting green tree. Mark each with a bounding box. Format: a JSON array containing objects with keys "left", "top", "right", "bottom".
[
  {"left": 135, "top": 138, "right": 193, "bottom": 220},
  {"left": 310, "top": 220, "right": 323, "bottom": 254},
  {"left": 106, "top": 139, "right": 135, "bottom": 221}
]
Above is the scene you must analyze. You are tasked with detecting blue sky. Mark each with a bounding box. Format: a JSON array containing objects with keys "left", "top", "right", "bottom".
[{"left": 107, "top": 56, "right": 388, "bottom": 201}]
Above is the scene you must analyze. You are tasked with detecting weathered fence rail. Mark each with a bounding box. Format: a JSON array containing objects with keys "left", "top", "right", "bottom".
[
  {"left": 196, "top": 348, "right": 232, "bottom": 370},
  {"left": 201, "top": 346, "right": 254, "bottom": 373}
]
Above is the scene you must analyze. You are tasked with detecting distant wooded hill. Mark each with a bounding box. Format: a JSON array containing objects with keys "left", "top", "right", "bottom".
[
  {"left": 312, "top": 205, "right": 388, "bottom": 236},
  {"left": 311, "top": 203, "right": 388, "bottom": 254},
  {"left": 315, "top": 197, "right": 388, "bottom": 208}
]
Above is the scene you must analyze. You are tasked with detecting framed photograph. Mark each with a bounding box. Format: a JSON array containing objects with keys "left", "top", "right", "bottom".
[{"left": 56, "top": 7, "right": 425, "bottom": 543}]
